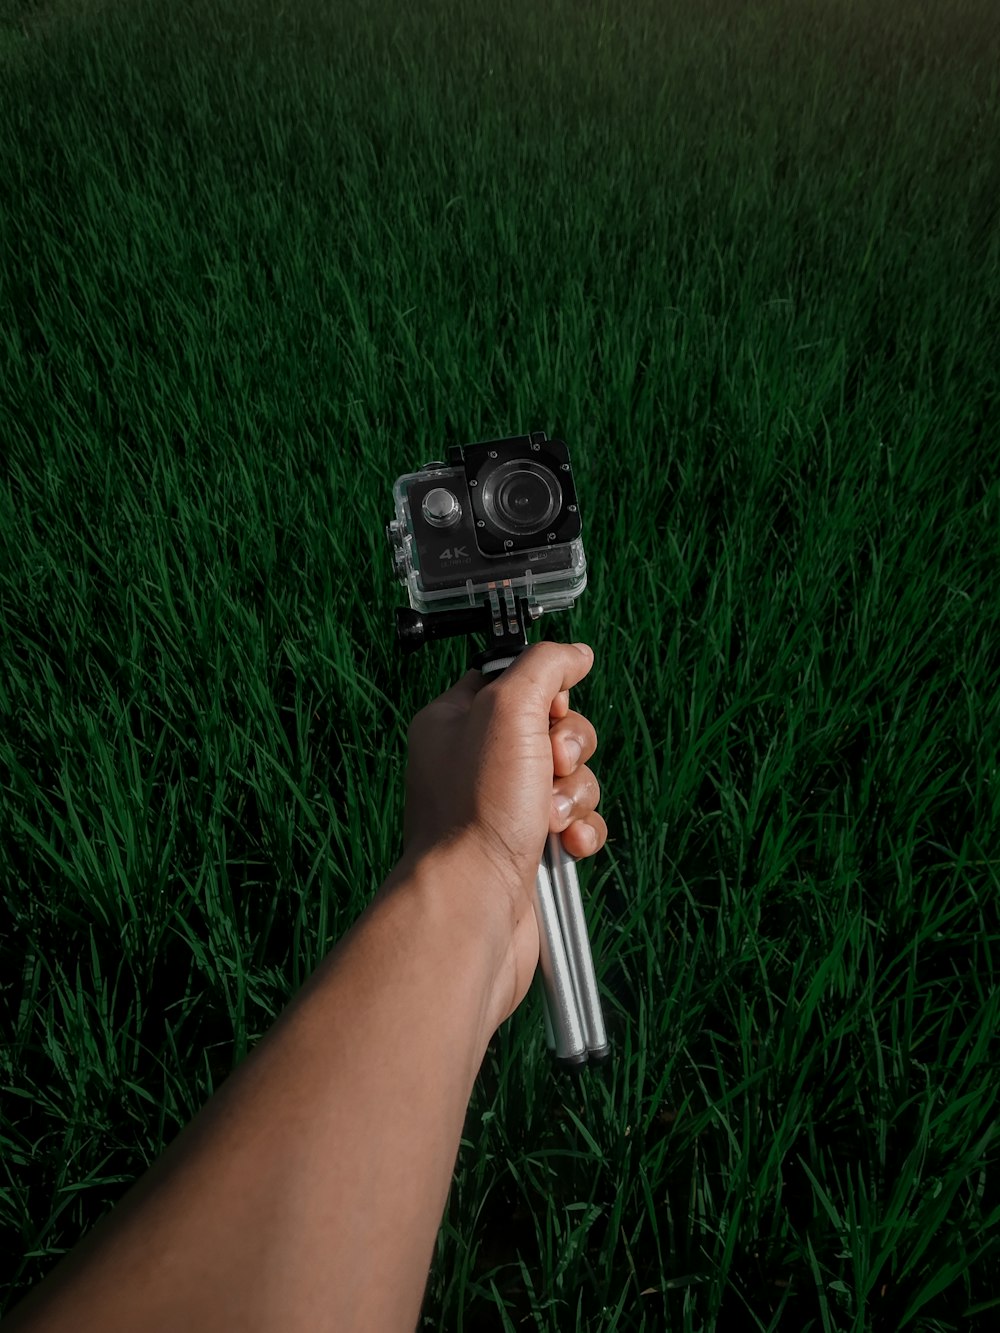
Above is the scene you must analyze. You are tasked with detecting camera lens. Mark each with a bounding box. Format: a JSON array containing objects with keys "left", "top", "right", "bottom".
[{"left": 482, "top": 460, "right": 561, "bottom": 535}]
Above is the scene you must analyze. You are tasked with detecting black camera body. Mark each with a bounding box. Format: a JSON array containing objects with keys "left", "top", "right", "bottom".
[{"left": 386, "top": 431, "right": 587, "bottom": 632}]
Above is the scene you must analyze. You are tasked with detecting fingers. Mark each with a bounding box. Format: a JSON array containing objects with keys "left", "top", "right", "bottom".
[
  {"left": 550, "top": 688, "right": 570, "bottom": 720},
  {"left": 559, "top": 809, "right": 608, "bottom": 859},
  {"left": 551, "top": 763, "right": 601, "bottom": 828},
  {"left": 549, "top": 699, "right": 604, "bottom": 855},
  {"left": 549, "top": 710, "right": 598, "bottom": 778}
]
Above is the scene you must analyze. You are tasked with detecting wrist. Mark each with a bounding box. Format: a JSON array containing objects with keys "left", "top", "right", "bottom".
[{"left": 379, "top": 838, "right": 518, "bottom": 1039}]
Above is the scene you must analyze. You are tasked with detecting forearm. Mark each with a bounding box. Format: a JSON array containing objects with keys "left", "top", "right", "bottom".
[{"left": 6, "top": 846, "right": 507, "bottom": 1333}]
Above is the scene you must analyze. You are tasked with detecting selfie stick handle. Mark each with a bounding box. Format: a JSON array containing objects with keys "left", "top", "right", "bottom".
[{"left": 476, "top": 648, "right": 610, "bottom": 1070}]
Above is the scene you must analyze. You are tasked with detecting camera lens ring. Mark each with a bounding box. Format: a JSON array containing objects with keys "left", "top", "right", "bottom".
[{"left": 480, "top": 459, "right": 562, "bottom": 536}]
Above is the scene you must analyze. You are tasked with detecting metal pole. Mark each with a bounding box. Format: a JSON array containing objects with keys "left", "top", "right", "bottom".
[{"left": 547, "top": 832, "right": 610, "bottom": 1063}]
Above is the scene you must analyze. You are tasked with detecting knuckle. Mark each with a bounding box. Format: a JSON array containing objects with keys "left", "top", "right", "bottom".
[{"left": 573, "top": 769, "right": 600, "bottom": 807}]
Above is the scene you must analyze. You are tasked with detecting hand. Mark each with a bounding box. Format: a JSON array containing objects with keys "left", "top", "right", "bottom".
[{"left": 400, "top": 640, "right": 607, "bottom": 1025}]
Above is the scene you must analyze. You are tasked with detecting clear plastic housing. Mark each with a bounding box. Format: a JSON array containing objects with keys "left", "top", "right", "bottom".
[{"left": 390, "top": 465, "right": 588, "bottom": 615}]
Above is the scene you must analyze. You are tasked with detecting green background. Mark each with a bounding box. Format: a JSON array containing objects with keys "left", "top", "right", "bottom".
[{"left": 2, "top": 0, "right": 998, "bottom": 1326}]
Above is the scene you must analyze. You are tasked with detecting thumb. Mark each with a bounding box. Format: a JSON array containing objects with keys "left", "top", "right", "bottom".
[{"left": 483, "top": 640, "right": 594, "bottom": 708}]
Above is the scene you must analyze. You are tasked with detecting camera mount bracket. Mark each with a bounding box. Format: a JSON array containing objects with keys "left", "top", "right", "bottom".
[{"left": 394, "top": 581, "right": 535, "bottom": 673}]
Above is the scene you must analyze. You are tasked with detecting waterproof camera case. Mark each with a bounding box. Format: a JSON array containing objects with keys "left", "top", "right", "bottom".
[{"left": 386, "top": 430, "right": 587, "bottom": 625}]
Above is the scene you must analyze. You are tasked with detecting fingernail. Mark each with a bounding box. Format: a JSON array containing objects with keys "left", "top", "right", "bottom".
[
  {"left": 553, "top": 795, "right": 574, "bottom": 820},
  {"left": 580, "top": 824, "right": 597, "bottom": 850},
  {"left": 574, "top": 642, "right": 593, "bottom": 661},
  {"left": 563, "top": 739, "right": 582, "bottom": 767}
]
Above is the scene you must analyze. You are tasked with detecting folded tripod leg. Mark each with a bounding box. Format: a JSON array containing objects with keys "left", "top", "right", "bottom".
[{"left": 546, "top": 832, "right": 610, "bottom": 1065}]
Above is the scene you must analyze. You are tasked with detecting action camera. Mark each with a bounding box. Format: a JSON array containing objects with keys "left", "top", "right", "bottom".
[{"left": 385, "top": 431, "right": 587, "bottom": 641}]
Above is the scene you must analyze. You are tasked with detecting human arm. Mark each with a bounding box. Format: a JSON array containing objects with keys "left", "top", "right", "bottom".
[
  {"left": 3, "top": 641, "right": 606, "bottom": 1332},
  {"left": 2, "top": 843, "right": 517, "bottom": 1333}
]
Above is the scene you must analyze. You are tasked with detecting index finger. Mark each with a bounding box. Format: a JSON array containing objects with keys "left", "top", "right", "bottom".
[{"left": 551, "top": 688, "right": 570, "bottom": 720}]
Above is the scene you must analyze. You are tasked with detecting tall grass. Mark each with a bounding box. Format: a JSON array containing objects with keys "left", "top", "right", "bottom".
[{"left": 2, "top": 0, "right": 999, "bottom": 1326}]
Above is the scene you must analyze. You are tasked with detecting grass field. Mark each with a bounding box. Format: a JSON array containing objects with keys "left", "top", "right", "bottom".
[{"left": 2, "top": 0, "right": 1000, "bottom": 1326}]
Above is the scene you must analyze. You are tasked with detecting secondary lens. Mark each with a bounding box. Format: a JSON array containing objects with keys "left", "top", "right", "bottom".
[{"left": 483, "top": 460, "right": 561, "bottom": 535}]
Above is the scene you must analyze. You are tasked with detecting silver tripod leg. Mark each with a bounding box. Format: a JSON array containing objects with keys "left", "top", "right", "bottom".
[
  {"left": 534, "top": 833, "right": 610, "bottom": 1067},
  {"left": 533, "top": 849, "right": 587, "bottom": 1065},
  {"left": 547, "top": 833, "right": 610, "bottom": 1063}
]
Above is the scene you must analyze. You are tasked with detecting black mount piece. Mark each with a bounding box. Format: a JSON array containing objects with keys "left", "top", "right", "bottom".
[{"left": 394, "top": 582, "right": 531, "bottom": 678}]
